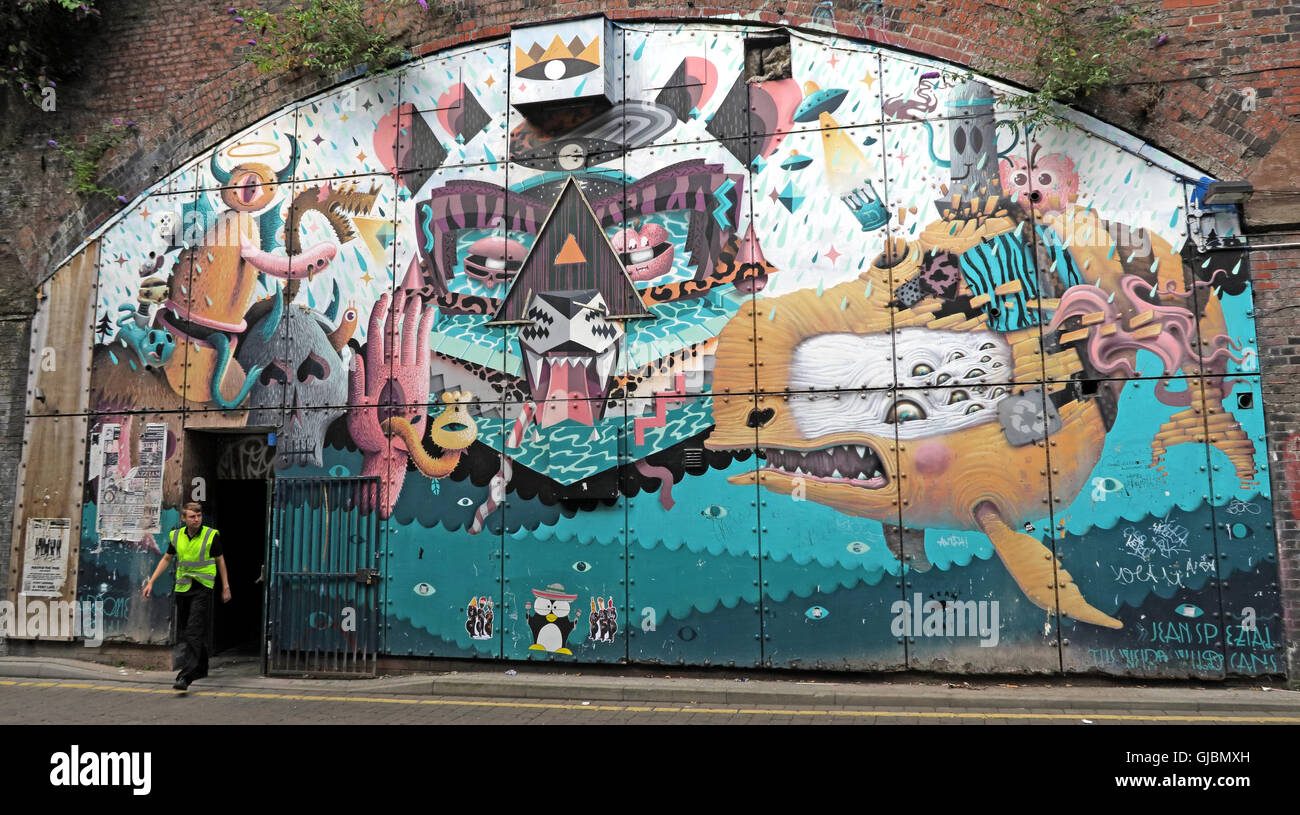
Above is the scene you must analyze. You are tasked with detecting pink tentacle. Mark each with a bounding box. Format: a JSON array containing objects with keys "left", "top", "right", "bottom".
[
  {"left": 241, "top": 236, "right": 336, "bottom": 279},
  {"left": 635, "top": 459, "right": 676, "bottom": 510}
]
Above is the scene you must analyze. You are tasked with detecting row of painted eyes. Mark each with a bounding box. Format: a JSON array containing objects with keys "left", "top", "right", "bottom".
[
  {"left": 884, "top": 386, "right": 1010, "bottom": 423},
  {"left": 887, "top": 397, "right": 968, "bottom": 422},
  {"left": 904, "top": 346, "right": 1001, "bottom": 381},
  {"left": 907, "top": 361, "right": 996, "bottom": 382}
]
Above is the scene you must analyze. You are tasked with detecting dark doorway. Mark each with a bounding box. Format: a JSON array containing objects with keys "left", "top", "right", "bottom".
[
  {"left": 210, "top": 477, "right": 270, "bottom": 655},
  {"left": 182, "top": 429, "right": 274, "bottom": 659}
]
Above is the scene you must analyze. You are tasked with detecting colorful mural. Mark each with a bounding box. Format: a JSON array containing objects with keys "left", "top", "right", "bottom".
[{"left": 54, "top": 19, "right": 1277, "bottom": 675}]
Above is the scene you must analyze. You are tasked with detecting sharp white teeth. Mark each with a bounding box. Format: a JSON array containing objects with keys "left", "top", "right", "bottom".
[
  {"left": 595, "top": 345, "right": 617, "bottom": 385},
  {"left": 855, "top": 445, "right": 867, "bottom": 457},
  {"left": 872, "top": 469, "right": 883, "bottom": 478},
  {"left": 856, "top": 471, "right": 869, "bottom": 480},
  {"left": 526, "top": 350, "right": 544, "bottom": 390},
  {"left": 831, "top": 469, "right": 842, "bottom": 478}
]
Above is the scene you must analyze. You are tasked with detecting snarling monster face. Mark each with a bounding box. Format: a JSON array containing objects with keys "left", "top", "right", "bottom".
[
  {"left": 746, "top": 328, "right": 1016, "bottom": 523},
  {"left": 519, "top": 289, "right": 623, "bottom": 427}
]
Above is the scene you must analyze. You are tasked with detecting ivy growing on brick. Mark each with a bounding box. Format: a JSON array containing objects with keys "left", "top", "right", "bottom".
[
  {"left": 990, "top": 1, "right": 1161, "bottom": 131},
  {"left": 48, "top": 118, "right": 135, "bottom": 199},
  {"left": 2, "top": 0, "right": 99, "bottom": 108},
  {"left": 237, "top": 0, "right": 442, "bottom": 78}
]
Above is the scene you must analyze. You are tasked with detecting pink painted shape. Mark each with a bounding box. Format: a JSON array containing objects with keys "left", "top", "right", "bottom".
[{"left": 634, "top": 374, "right": 686, "bottom": 446}]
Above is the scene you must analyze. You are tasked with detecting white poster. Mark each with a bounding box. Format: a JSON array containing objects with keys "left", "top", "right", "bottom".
[
  {"left": 95, "top": 421, "right": 166, "bottom": 539},
  {"left": 21, "top": 517, "right": 72, "bottom": 597}
]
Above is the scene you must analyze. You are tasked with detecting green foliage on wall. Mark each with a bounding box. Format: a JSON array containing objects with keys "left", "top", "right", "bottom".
[
  {"left": 48, "top": 119, "right": 134, "bottom": 199},
  {"left": 238, "top": 0, "right": 441, "bottom": 78},
  {"left": 990, "top": 1, "right": 1160, "bottom": 130},
  {"left": 2, "top": 0, "right": 99, "bottom": 108}
]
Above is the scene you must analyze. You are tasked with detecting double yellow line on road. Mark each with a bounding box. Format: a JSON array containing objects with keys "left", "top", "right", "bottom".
[{"left": 4, "top": 679, "right": 1296, "bottom": 723}]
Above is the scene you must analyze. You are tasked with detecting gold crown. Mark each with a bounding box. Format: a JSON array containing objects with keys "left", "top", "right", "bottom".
[{"left": 514, "top": 34, "right": 600, "bottom": 75}]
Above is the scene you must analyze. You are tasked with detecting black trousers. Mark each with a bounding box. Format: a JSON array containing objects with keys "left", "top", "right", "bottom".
[{"left": 173, "top": 585, "right": 214, "bottom": 682}]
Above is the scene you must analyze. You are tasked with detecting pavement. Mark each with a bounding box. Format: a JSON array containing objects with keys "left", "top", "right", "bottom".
[{"left": 3, "top": 653, "right": 1300, "bottom": 714}]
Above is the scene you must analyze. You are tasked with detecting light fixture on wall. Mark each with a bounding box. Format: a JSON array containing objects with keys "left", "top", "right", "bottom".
[
  {"left": 1202, "top": 181, "right": 1254, "bottom": 206},
  {"left": 1190, "top": 178, "right": 1251, "bottom": 251}
]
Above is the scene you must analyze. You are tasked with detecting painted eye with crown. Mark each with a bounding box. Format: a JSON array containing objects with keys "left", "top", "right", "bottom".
[
  {"left": 520, "top": 57, "right": 598, "bottom": 81},
  {"left": 515, "top": 36, "right": 601, "bottom": 81}
]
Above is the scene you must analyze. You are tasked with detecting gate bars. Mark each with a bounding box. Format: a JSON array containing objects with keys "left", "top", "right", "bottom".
[{"left": 264, "top": 477, "right": 383, "bottom": 676}]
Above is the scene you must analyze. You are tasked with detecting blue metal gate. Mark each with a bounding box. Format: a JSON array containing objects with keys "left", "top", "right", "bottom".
[{"left": 264, "top": 477, "right": 383, "bottom": 676}]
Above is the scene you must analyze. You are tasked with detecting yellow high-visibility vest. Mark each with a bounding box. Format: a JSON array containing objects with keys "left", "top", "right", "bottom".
[{"left": 171, "top": 526, "right": 217, "bottom": 592}]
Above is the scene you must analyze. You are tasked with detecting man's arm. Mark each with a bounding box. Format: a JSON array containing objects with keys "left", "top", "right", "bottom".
[
  {"left": 216, "top": 555, "right": 232, "bottom": 603},
  {"left": 142, "top": 553, "right": 172, "bottom": 598}
]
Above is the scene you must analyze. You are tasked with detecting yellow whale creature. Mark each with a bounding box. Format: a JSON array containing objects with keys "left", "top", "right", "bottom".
[{"left": 707, "top": 207, "right": 1256, "bottom": 630}]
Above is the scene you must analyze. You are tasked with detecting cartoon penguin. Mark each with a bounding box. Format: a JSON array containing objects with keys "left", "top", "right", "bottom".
[{"left": 525, "top": 584, "right": 580, "bottom": 655}]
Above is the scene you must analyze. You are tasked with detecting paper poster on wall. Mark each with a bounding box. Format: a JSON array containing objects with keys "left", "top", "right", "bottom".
[
  {"left": 95, "top": 422, "right": 166, "bottom": 539},
  {"left": 21, "top": 517, "right": 72, "bottom": 597}
]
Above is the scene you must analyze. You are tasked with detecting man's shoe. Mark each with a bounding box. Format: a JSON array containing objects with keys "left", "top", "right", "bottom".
[{"left": 173, "top": 678, "right": 189, "bottom": 691}]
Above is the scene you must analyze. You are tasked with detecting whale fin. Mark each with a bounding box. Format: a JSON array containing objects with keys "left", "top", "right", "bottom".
[{"left": 974, "top": 502, "right": 1122, "bottom": 629}]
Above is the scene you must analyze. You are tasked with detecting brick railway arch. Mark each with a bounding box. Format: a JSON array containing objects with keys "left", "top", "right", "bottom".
[{"left": 7, "top": 11, "right": 1297, "bottom": 680}]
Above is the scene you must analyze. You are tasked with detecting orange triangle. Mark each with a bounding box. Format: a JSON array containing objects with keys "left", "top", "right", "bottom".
[{"left": 554, "top": 233, "right": 587, "bottom": 265}]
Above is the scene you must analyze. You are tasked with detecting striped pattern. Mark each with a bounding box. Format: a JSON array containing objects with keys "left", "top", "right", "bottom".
[
  {"left": 958, "top": 233, "right": 1040, "bottom": 332},
  {"left": 468, "top": 402, "right": 538, "bottom": 535},
  {"left": 1035, "top": 224, "right": 1084, "bottom": 291},
  {"left": 493, "top": 180, "right": 645, "bottom": 323}
]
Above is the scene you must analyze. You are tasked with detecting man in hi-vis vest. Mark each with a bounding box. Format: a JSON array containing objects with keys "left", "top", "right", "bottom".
[{"left": 143, "top": 501, "right": 231, "bottom": 691}]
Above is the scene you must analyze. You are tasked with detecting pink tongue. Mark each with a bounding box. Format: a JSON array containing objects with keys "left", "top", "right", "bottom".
[{"left": 540, "top": 360, "right": 597, "bottom": 427}]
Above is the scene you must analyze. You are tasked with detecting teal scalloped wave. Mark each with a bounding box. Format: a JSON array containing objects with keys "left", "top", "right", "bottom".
[{"left": 1061, "top": 373, "right": 1265, "bottom": 536}]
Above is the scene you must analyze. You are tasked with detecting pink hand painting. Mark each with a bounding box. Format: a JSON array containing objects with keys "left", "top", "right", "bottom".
[{"left": 348, "top": 289, "right": 436, "bottom": 517}]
